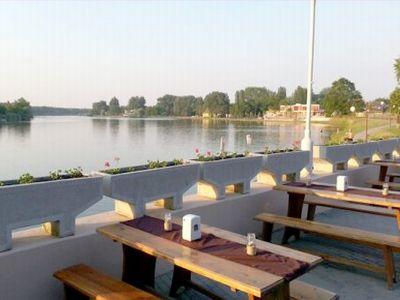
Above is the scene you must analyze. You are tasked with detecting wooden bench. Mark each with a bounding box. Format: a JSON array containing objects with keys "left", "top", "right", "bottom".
[
  {"left": 54, "top": 264, "right": 160, "bottom": 300},
  {"left": 254, "top": 213, "right": 400, "bottom": 289},
  {"left": 366, "top": 180, "right": 400, "bottom": 190},
  {"left": 304, "top": 198, "right": 396, "bottom": 221},
  {"left": 387, "top": 173, "right": 400, "bottom": 182}
]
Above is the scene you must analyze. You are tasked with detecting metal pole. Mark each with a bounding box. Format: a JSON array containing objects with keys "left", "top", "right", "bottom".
[
  {"left": 301, "top": 0, "right": 316, "bottom": 174},
  {"left": 365, "top": 108, "right": 369, "bottom": 142}
]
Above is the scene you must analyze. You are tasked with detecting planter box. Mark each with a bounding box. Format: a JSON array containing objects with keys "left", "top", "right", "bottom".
[
  {"left": 350, "top": 141, "right": 378, "bottom": 166},
  {"left": 253, "top": 151, "right": 309, "bottom": 185},
  {"left": 0, "top": 175, "right": 103, "bottom": 252},
  {"left": 313, "top": 144, "right": 355, "bottom": 173},
  {"left": 375, "top": 139, "right": 398, "bottom": 160},
  {"left": 193, "top": 156, "right": 262, "bottom": 200},
  {"left": 99, "top": 163, "right": 200, "bottom": 219}
]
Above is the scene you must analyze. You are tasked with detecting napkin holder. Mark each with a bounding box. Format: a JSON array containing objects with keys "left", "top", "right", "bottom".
[
  {"left": 336, "top": 175, "right": 348, "bottom": 192},
  {"left": 182, "top": 214, "right": 201, "bottom": 241}
]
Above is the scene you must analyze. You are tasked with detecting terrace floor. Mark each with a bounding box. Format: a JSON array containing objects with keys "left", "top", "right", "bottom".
[{"left": 154, "top": 209, "right": 400, "bottom": 300}]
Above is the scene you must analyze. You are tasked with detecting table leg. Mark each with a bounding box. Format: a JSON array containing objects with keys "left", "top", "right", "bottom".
[
  {"left": 282, "top": 192, "right": 305, "bottom": 244},
  {"left": 395, "top": 209, "right": 400, "bottom": 231},
  {"left": 248, "top": 282, "right": 289, "bottom": 300},
  {"left": 122, "top": 244, "right": 156, "bottom": 288},
  {"left": 379, "top": 166, "right": 389, "bottom": 182}
]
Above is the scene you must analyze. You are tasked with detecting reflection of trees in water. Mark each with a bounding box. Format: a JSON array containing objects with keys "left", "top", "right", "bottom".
[
  {"left": 1, "top": 122, "right": 31, "bottom": 139},
  {"left": 91, "top": 118, "right": 108, "bottom": 137},
  {"left": 127, "top": 119, "right": 145, "bottom": 139},
  {"left": 108, "top": 119, "right": 120, "bottom": 137}
]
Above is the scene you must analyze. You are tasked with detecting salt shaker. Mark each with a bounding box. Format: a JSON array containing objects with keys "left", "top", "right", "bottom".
[
  {"left": 246, "top": 233, "right": 257, "bottom": 256},
  {"left": 164, "top": 212, "right": 172, "bottom": 231}
]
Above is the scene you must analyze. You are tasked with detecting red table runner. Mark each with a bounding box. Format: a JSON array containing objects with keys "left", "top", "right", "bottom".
[
  {"left": 286, "top": 182, "right": 400, "bottom": 201},
  {"left": 122, "top": 216, "right": 310, "bottom": 281}
]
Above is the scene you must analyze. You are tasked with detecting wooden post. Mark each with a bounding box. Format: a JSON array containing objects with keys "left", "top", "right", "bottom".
[{"left": 282, "top": 192, "right": 305, "bottom": 244}]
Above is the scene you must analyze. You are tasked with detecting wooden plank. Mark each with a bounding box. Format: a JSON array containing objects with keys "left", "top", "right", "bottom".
[
  {"left": 274, "top": 184, "right": 400, "bottom": 209},
  {"left": 254, "top": 213, "right": 400, "bottom": 250},
  {"left": 200, "top": 224, "right": 322, "bottom": 267},
  {"left": 54, "top": 264, "right": 159, "bottom": 300},
  {"left": 372, "top": 161, "right": 400, "bottom": 168},
  {"left": 366, "top": 180, "right": 400, "bottom": 190},
  {"left": 304, "top": 198, "right": 396, "bottom": 218},
  {"left": 97, "top": 223, "right": 285, "bottom": 298},
  {"left": 290, "top": 280, "right": 338, "bottom": 300}
]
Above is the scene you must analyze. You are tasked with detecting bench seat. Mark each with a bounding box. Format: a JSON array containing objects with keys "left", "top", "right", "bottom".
[
  {"left": 54, "top": 264, "right": 160, "bottom": 300},
  {"left": 254, "top": 213, "right": 400, "bottom": 289}
]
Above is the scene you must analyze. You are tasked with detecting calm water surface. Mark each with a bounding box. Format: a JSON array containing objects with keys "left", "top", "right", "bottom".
[{"left": 0, "top": 116, "right": 328, "bottom": 214}]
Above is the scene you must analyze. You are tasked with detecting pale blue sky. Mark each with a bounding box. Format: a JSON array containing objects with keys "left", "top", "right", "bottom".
[{"left": 0, "top": 1, "right": 399, "bottom": 108}]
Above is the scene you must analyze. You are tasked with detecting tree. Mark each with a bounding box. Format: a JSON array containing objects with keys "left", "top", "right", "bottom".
[
  {"left": 395, "top": 57, "right": 400, "bottom": 84},
  {"left": 291, "top": 86, "right": 307, "bottom": 104},
  {"left": 203, "top": 91, "right": 230, "bottom": 117},
  {"left": 92, "top": 101, "right": 108, "bottom": 116},
  {"left": 108, "top": 97, "right": 121, "bottom": 116},
  {"left": 390, "top": 88, "right": 400, "bottom": 123},
  {"left": 127, "top": 96, "right": 146, "bottom": 111},
  {"left": 322, "top": 77, "right": 363, "bottom": 116},
  {"left": 156, "top": 95, "right": 175, "bottom": 116},
  {"left": 231, "top": 87, "right": 277, "bottom": 117},
  {"left": 276, "top": 87, "right": 287, "bottom": 101}
]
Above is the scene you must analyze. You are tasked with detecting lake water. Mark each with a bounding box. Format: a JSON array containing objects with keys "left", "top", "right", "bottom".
[{"left": 0, "top": 116, "right": 328, "bottom": 214}]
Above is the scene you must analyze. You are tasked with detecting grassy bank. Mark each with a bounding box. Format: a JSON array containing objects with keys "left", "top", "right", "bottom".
[{"left": 327, "top": 117, "right": 390, "bottom": 144}]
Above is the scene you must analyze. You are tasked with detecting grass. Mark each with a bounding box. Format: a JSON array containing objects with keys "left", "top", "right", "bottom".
[
  {"left": 370, "top": 126, "right": 400, "bottom": 140},
  {"left": 327, "top": 117, "right": 389, "bottom": 144}
]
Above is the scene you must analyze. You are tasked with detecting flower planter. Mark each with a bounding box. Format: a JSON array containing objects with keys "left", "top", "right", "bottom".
[
  {"left": 193, "top": 156, "right": 262, "bottom": 200},
  {"left": 0, "top": 175, "right": 103, "bottom": 252},
  {"left": 350, "top": 141, "right": 378, "bottom": 167},
  {"left": 313, "top": 144, "right": 355, "bottom": 173},
  {"left": 253, "top": 150, "right": 310, "bottom": 185},
  {"left": 98, "top": 163, "right": 200, "bottom": 219},
  {"left": 375, "top": 139, "right": 398, "bottom": 160}
]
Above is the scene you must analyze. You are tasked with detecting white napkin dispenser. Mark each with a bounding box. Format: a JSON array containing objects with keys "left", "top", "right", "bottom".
[
  {"left": 336, "top": 175, "right": 348, "bottom": 192},
  {"left": 182, "top": 214, "right": 201, "bottom": 241}
]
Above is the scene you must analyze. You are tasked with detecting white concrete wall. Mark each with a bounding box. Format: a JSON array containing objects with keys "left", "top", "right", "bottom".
[{"left": 0, "top": 165, "right": 379, "bottom": 300}]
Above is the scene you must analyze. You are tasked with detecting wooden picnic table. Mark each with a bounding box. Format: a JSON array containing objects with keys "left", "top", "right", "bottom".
[
  {"left": 372, "top": 159, "right": 400, "bottom": 182},
  {"left": 97, "top": 218, "right": 321, "bottom": 300},
  {"left": 274, "top": 182, "right": 400, "bottom": 243}
]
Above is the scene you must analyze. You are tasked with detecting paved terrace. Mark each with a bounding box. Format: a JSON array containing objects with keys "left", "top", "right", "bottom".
[{"left": 0, "top": 165, "right": 398, "bottom": 300}]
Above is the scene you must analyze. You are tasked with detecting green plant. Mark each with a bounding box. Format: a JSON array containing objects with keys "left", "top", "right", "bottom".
[
  {"left": 104, "top": 168, "right": 121, "bottom": 175},
  {"left": 65, "top": 167, "right": 84, "bottom": 178},
  {"left": 18, "top": 173, "right": 34, "bottom": 184},
  {"left": 171, "top": 159, "right": 184, "bottom": 166},
  {"left": 49, "top": 169, "right": 62, "bottom": 180},
  {"left": 147, "top": 160, "right": 168, "bottom": 169},
  {"left": 0, "top": 181, "right": 4, "bottom": 187}
]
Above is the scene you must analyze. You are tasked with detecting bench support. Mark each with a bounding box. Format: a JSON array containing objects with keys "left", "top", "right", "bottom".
[
  {"left": 122, "top": 244, "right": 156, "bottom": 288},
  {"left": 248, "top": 282, "right": 289, "bottom": 300},
  {"left": 282, "top": 192, "right": 305, "bottom": 244},
  {"left": 383, "top": 246, "right": 396, "bottom": 289},
  {"left": 64, "top": 285, "right": 89, "bottom": 300}
]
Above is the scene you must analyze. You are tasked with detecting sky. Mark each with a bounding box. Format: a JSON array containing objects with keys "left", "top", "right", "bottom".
[{"left": 0, "top": 1, "right": 399, "bottom": 108}]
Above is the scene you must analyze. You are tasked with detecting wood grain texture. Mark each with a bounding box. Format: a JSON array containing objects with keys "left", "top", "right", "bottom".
[
  {"left": 97, "top": 223, "right": 285, "bottom": 298},
  {"left": 54, "top": 264, "right": 159, "bottom": 300}
]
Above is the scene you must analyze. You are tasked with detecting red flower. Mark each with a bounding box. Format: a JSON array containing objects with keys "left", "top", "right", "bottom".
[
  {"left": 104, "top": 161, "right": 110, "bottom": 168},
  {"left": 195, "top": 148, "right": 199, "bottom": 154},
  {"left": 206, "top": 151, "right": 211, "bottom": 156}
]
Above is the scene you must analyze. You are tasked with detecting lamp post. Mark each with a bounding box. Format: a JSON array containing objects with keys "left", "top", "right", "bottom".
[
  {"left": 301, "top": 0, "right": 316, "bottom": 174},
  {"left": 365, "top": 104, "right": 369, "bottom": 142}
]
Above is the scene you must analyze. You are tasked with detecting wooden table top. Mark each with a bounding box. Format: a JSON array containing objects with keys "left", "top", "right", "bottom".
[
  {"left": 274, "top": 182, "right": 400, "bottom": 210},
  {"left": 372, "top": 160, "right": 400, "bottom": 167},
  {"left": 97, "top": 221, "right": 321, "bottom": 298}
]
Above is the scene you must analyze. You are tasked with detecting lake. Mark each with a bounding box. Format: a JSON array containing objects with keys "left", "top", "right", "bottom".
[{"left": 0, "top": 116, "right": 328, "bottom": 214}]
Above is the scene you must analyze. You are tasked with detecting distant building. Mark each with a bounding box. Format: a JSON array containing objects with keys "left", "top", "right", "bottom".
[{"left": 278, "top": 103, "right": 324, "bottom": 118}]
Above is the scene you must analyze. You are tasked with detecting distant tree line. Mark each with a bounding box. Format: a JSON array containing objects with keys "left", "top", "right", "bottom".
[
  {"left": 31, "top": 106, "right": 91, "bottom": 116},
  {"left": 0, "top": 98, "right": 33, "bottom": 123},
  {"left": 90, "top": 77, "right": 379, "bottom": 118}
]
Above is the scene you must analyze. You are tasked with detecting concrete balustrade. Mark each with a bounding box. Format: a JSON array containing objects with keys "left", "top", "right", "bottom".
[
  {"left": 98, "top": 163, "right": 201, "bottom": 218},
  {"left": 194, "top": 156, "right": 263, "bottom": 200},
  {"left": 254, "top": 150, "right": 310, "bottom": 185},
  {"left": 313, "top": 144, "right": 355, "bottom": 173},
  {"left": 0, "top": 175, "right": 103, "bottom": 252},
  {"left": 349, "top": 141, "right": 378, "bottom": 167},
  {"left": 375, "top": 139, "right": 398, "bottom": 160}
]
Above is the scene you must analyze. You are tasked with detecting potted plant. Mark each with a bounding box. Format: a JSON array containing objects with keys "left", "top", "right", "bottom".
[
  {"left": 191, "top": 149, "right": 262, "bottom": 200},
  {"left": 252, "top": 142, "right": 309, "bottom": 185},
  {"left": 0, "top": 168, "right": 103, "bottom": 252},
  {"left": 97, "top": 159, "right": 200, "bottom": 219}
]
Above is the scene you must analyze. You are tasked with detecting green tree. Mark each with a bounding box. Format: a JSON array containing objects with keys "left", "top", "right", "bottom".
[
  {"left": 276, "top": 87, "right": 287, "bottom": 101},
  {"left": 127, "top": 96, "right": 146, "bottom": 111},
  {"left": 322, "top": 77, "right": 363, "bottom": 116},
  {"left": 203, "top": 91, "right": 230, "bottom": 117},
  {"left": 395, "top": 57, "right": 400, "bottom": 84},
  {"left": 231, "top": 87, "right": 277, "bottom": 117},
  {"left": 291, "top": 86, "right": 307, "bottom": 104},
  {"left": 390, "top": 88, "right": 400, "bottom": 123},
  {"left": 156, "top": 95, "right": 175, "bottom": 116},
  {"left": 108, "top": 97, "right": 121, "bottom": 116},
  {"left": 92, "top": 101, "right": 108, "bottom": 116}
]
